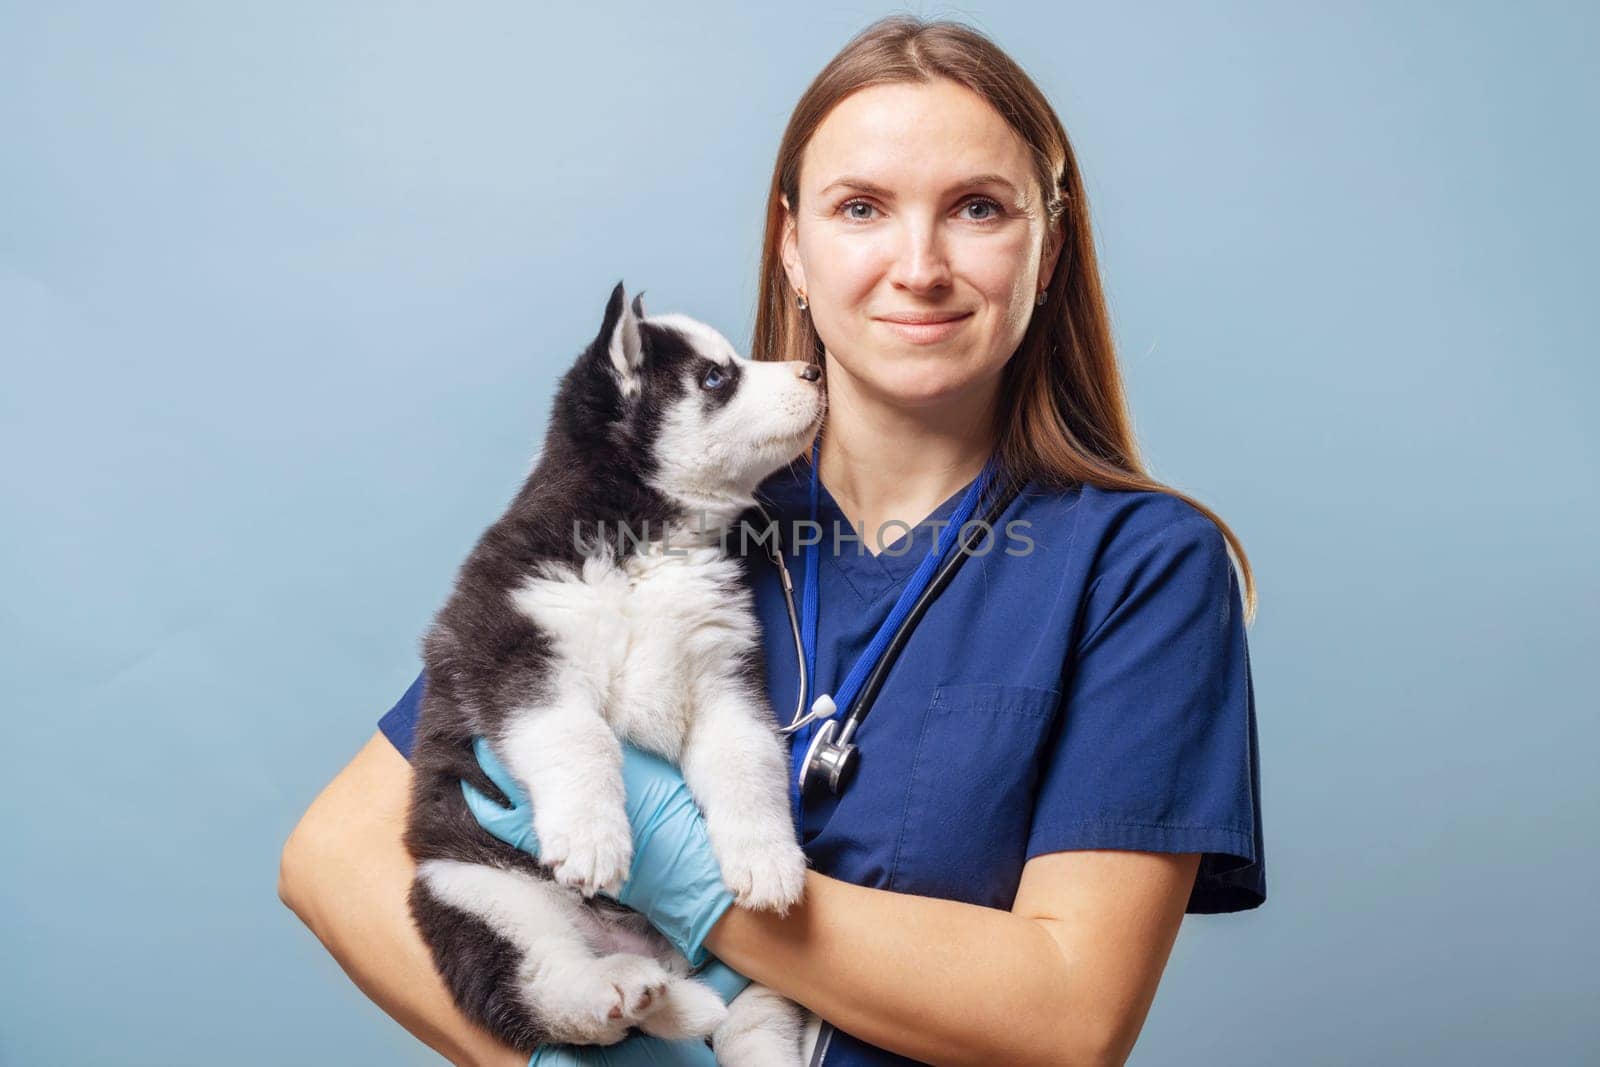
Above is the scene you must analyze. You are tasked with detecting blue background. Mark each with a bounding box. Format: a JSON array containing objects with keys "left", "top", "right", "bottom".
[{"left": 2, "top": 2, "right": 1595, "bottom": 1063}]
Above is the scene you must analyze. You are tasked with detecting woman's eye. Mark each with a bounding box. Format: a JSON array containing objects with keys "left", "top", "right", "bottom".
[
  {"left": 840, "top": 199, "right": 878, "bottom": 222},
  {"left": 962, "top": 197, "right": 1005, "bottom": 223},
  {"left": 701, "top": 366, "right": 726, "bottom": 390},
  {"left": 838, "top": 197, "right": 1005, "bottom": 224}
]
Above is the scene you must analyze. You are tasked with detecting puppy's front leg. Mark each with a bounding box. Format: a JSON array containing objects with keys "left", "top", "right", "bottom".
[
  {"left": 497, "top": 680, "right": 632, "bottom": 896},
  {"left": 679, "top": 678, "right": 807, "bottom": 914}
]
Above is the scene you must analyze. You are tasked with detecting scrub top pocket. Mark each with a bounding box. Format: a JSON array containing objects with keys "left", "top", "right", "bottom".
[{"left": 888, "top": 682, "right": 1061, "bottom": 908}]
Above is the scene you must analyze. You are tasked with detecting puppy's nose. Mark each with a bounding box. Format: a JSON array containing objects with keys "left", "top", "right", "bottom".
[{"left": 797, "top": 362, "right": 821, "bottom": 382}]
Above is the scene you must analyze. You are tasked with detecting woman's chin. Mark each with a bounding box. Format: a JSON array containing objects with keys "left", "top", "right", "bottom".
[
  {"left": 863, "top": 371, "right": 985, "bottom": 410},
  {"left": 826, "top": 345, "right": 1000, "bottom": 411}
]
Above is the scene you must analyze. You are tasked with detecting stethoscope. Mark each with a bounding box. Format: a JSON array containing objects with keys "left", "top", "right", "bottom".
[{"left": 752, "top": 435, "right": 1025, "bottom": 798}]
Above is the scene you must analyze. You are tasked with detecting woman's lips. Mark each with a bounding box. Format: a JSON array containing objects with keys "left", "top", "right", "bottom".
[{"left": 876, "top": 313, "right": 972, "bottom": 344}]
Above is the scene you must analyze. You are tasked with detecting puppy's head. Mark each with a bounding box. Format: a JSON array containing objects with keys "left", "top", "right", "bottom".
[{"left": 558, "top": 281, "right": 824, "bottom": 513}]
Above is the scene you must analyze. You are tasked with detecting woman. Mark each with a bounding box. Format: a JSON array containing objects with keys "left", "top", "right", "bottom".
[{"left": 279, "top": 16, "right": 1264, "bottom": 1067}]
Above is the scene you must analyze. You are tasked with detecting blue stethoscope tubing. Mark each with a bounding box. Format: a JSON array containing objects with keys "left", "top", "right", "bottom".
[{"left": 759, "top": 434, "right": 1026, "bottom": 799}]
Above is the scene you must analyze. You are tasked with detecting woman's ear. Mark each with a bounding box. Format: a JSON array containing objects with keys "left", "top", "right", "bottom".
[
  {"left": 1039, "top": 217, "right": 1065, "bottom": 293},
  {"left": 779, "top": 193, "right": 807, "bottom": 297}
]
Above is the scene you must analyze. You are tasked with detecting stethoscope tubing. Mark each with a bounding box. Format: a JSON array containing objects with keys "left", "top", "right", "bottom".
[
  {"left": 751, "top": 498, "right": 814, "bottom": 737},
  {"left": 833, "top": 474, "right": 1026, "bottom": 741},
  {"left": 763, "top": 471, "right": 1027, "bottom": 793}
]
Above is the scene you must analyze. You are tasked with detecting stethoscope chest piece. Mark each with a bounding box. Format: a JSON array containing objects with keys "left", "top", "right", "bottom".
[{"left": 799, "top": 713, "right": 860, "bottom": 796}]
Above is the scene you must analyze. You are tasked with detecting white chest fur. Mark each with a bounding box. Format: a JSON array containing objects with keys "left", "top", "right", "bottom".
[{"left": 507, "top": 543, "right": 760, "bottom": 757}]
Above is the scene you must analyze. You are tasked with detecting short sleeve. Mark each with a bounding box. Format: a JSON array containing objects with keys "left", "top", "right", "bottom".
[
  {"left": 377, "top": 668, "right": 427, "bottom": 761},
  {"left": 1025, "top": 510, "right": 1265, "bottom": 912}
]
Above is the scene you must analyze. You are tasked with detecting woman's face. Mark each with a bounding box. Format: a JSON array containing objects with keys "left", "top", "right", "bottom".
[{"left": 781, "top": 78, "right": 1061, "bottom": 411}]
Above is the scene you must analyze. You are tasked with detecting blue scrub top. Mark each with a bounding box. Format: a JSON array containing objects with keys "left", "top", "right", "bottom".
[{"left": 378, "top": 458, "right": 1265, "bottom": 1065}]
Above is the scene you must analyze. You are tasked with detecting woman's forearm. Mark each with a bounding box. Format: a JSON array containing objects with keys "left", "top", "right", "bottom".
[
  {"left": 278, "top": 733, "right": 526, "bottom": 1067},
  {"left": 703, "top": 871, "right": 1111, "bottom": 1067}
]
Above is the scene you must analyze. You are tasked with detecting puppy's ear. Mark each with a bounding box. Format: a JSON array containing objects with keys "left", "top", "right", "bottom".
[
  {"left": 593, "top": 280, "right": 645, "bottom": 396},
  {"left": 630, "top": 291, "right": 648, "bottom": 320}
]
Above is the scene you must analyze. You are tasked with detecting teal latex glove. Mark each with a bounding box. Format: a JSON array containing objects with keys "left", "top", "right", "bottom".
[
  {"left": 462, "top": 735, "right": 741, "bottom": 971},
  {"left": 524, "top": 959, "right": 749, "bottom": 1066},
  {"left": 527, "top": 1035, "right": 716, "bottom": 1066}
]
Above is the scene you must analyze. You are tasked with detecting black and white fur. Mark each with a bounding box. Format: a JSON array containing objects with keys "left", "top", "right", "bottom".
[{"left": 403, "top": 282, "right": 823, "bottom": 1063}]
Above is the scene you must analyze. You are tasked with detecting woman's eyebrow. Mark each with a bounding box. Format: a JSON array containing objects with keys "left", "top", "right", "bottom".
[{"left": 818, "top": 173, "right": 1023, "bottom": 199}]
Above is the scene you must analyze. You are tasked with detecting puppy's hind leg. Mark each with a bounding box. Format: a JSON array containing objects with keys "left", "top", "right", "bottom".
[
  {"left": 414, "top": 859, "right": 684, "bottom": 1048},
  {"left": 711, "top": 982, "right": 805, "bottom": 1067},
  {"left": 631, "top": 973, "right": 734, "bottom": 1042}
]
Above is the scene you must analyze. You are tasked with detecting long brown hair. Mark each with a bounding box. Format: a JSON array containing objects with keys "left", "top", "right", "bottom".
[{"left": 751, "top": 14, "right": 1257, "bottom": 621}]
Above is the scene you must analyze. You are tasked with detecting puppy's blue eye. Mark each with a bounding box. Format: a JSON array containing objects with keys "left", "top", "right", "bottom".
[{"left": 701, "top": 367, "right": 726, "bottom": 390}]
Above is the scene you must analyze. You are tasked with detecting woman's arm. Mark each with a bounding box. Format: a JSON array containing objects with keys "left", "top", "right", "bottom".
[
  {"left": 277, "top": 732, "right": 526, "bottom": 1067},
  {"left": 704, "top": 848, "right": 1201, "bottom": 1067}
]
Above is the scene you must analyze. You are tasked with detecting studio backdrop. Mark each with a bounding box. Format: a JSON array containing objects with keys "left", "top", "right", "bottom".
[{"left": 2, "top": 3, "right": 1595, "bottom": 1064}]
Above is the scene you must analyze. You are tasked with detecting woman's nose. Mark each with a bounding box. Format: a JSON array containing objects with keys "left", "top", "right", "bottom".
[
  {"left": 891, "top": 220, "right": 953, "bottom": 292},
  {"left": 797, "top": 362, "right": 821, "bottom": 382}
]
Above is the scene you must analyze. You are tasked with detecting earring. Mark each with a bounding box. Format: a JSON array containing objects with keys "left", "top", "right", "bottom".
[
  {"left": 796, "top": 291, "right": 809, "bottom": 311},
  {"left": 1035, "top": 289, "right": 1048, "bottom": 307}
]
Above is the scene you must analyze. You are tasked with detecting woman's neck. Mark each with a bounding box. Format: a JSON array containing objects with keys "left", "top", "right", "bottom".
[{"left": 816, "top": 362, "right": 1000, "bottom": 555}]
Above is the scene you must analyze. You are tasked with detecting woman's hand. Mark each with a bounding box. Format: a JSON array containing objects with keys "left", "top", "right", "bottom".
[{"left": 462, "top": 736, "right": 746, "bottom": 972}]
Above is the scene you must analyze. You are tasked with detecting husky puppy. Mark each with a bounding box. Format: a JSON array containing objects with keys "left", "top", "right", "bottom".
[{"left": 403, "top": 282, "right": 823, "bottom": 1064}]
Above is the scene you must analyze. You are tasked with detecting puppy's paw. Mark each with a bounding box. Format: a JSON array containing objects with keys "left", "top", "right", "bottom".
[
  {"left": 537, "top": 807, "right": 634, "bottom": 897},
  {"left": 638, "top": 973, "right": 732, "bottom": 1040},
  {"left": 596, "top": 953, "right": 676, "bottom": 1026},
  {"left": 532, "top": 953, "right": 671, "bottom": 1045},
  {"left": 717, "top": 835, "right": 807, "bottom": 914}
]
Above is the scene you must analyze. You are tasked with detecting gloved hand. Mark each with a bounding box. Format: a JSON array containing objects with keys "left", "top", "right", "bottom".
[
  {"left": 525, "top": 959, "right": 748, "bottom": 1067},
  {"left": 462, "top": 735, "right": 741, "bottom": 971},
  {"left": 527, "top": 1035, "right": 716, "bottom": 1066}
]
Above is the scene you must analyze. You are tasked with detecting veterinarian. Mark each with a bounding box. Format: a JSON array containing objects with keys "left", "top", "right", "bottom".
[{"left": 280, "top": 15, "right": 1265, "bottom": 1067}]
